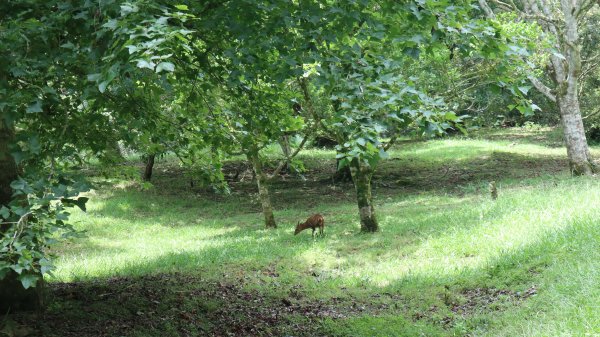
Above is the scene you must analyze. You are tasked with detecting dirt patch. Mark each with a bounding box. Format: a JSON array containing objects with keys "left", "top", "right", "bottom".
[
  {"left": 450, "top": 286, "right": 538, "bottom": 316},
  {"left": 9, "top": 274, "right": 392, "bottom": 337}
]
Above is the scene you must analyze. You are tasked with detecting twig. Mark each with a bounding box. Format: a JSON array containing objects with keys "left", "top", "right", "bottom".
[{"left": 8, "top": 212, "right": 32, "bottom": 253}]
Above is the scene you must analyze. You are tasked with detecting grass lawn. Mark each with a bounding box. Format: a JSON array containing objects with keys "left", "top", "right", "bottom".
[{"left": 8, "top": 127, "right": 600, "bottom": 336}]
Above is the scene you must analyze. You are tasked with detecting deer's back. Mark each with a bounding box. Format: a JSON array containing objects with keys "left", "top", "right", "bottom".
[{"left": 306, "top": 214, "right": 324, "bottom": 227}]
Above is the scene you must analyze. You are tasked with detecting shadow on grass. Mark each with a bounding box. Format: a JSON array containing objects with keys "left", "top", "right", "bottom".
[
  {"left": 376, "top": 151, "right": 567, "bottom": 193},
  {"left": 471, "top": 127, "right": 564, "bottom": 148}
]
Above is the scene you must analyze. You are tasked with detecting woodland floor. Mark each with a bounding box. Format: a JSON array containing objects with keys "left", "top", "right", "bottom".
[{"left": 4, "top": 126, "right": 600, "bottom": 336}]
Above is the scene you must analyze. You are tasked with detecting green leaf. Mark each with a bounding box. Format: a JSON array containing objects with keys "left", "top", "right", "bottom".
[
  {"left": 127, "top": 45, "right": 139, "bottom": 54},
  {"left": 337, "top": 158, "right": 350, "bottom": 170},
  {"left": 19, "top": 273, "right": 39, "bottom": 289},
  {"left": 102, "top": 19, "right": 118, "bottom": 30},
  {"left": 10, "top": 179, "right": 27, "bottom": 191},
  {"left": 379, "top": 148, "right": 389, "bottom": 159},
  {"left": 26, "top": 100, "right": 43, "bottom": 113},
  {"left": 174, "top": 4, "right": 188, "bottom": 10},
  {"left": 11, "top": 265, "right": 24, "bottom": 274},
  {"left": 403, "top": 47, "right": 420, "bottom": 59},
  {"left": 87, "top": 73, "right": 101, "bottom": 82},
  {"left": 518, "top": 86, "right": 531, "bottom": 95},
  {"left": 27, "top": 135, "right": 41, "bottom": 154},
  {"left": 136, "top": 59, "right": 155, "bottom": 70},
  {"left": 99, "top": 81, "right": 110, "bottom": 93},
  {"left": 156, "top": 62, "right": 175, "bottom": 73},
  {"left": 0, "top": 206, "right": 9, "bottom": 219},
  {"left": 60, "top": 42, "right": 75, "bottom": 49},
  {"left": 444, "top": 112, "right": 458, "bottom": 121},
  {"left": 39, "top": 258, "right": 54, "bottom": 275}
]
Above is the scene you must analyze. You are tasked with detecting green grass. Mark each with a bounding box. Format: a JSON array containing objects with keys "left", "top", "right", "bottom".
[{"left": 9, "top": 127, "right": 600, "bottom": 336}]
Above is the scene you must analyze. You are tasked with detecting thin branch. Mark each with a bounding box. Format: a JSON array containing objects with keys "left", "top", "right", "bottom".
[
  {"left": 269, "top": 77, "right": 325, "bottom": 179},
  {"left": 583, "top": 106, "right": 600, "bottom": 120},
  {"left": 298, "top": 77, "right": 335, "bottom": 137},
  {"left": 269, "top": 133, "right": 311, "bottom": 179},
  {"left": 478, "top": 0, "right": 496, "bottom": 18},
  {"left": 7, "top": 212, "right": 32, "bottom": 253},
  {"left": 574, "top": 0, "right": 596, "bottom": 19},
  {"left": 489, "top": 0, "right": 564, "bottom": 25},
  {"left": 528, "top": 76, "right": 557, "bottom": 102},
  {"left": 383, "top": 136, "right": 398, "bottom": 151}
]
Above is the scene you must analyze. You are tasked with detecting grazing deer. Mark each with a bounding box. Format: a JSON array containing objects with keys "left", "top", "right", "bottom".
[{"left": 294, "top": 214, "right": 325, "bottom": 237}]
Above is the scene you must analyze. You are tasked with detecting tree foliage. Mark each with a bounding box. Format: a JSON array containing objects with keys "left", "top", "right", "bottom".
[{"left": 1, "top": 0, "right": 537, "bottom": 297}]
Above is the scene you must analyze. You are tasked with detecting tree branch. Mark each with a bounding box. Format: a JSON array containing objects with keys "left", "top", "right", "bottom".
[
  {"left": 489, "top": 0, "right": 564, "bottom": 25},
  {"left": 383, "top": 136, "right": 398, "bottom": 151},
  {"left": 528, "top": 76, "right": 556, "bottom": 102},
  {"left": 269, "top": 133, "right": 311, "bottom": 179},
  {"left": 478, "top": 0, "right": 496, "bottom": 18}
]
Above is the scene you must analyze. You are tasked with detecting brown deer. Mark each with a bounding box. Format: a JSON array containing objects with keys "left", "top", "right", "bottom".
[{"left": 294, "top": 214, "right": 325, "bottom": 237}]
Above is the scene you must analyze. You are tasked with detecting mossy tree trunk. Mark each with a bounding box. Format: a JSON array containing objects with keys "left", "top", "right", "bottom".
[
  {"left": 349, "top": 159, "right": 378, "bottom": 232},
  {"left": 248, "top": 152, "right": 277, "bottom": 228},
  {"left": 0, "top": 123, "right": 40, "bottom": 312},
  {"left": 142, "top": 154, "right": 156, "bottom": 181}
]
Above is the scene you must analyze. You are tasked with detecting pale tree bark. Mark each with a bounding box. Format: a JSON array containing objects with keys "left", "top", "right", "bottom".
[
  {"left": 555, "top": 0, "right": 596, "bottom": 174},
  {"left": 0, "top": 122, "right": 40, "bottom": 311},
  {"left": 278, "top": 134, "right": 292, "bottom": 173},
  {"left": 247, "top": 151, "right": 277, "bottom": 228},
  {"left": 481, "top": 0, "right": 597, "bottom": 175},
  {"left": 349, "top": 159, "right": 378, "bottom": 232}
]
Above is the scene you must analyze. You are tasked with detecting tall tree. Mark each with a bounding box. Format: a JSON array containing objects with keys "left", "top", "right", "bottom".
[
  {"left": 479, "top": 0, "right": 599, "bottom": 175},
  {"left": 0, "top": 0, "right": 166, "bottom": 309}
]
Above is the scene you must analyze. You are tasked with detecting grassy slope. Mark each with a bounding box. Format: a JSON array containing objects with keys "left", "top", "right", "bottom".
[{"left": 15, "top": 127, "right": 600, "bottom": 336}]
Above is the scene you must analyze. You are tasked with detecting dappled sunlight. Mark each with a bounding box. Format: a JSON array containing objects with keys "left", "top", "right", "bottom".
[
  {"left": 58, "top": 174, "right": 600, "bottom": 289},
  {"left": 35, "top": 129, "right": 600, "bottom": 336}
]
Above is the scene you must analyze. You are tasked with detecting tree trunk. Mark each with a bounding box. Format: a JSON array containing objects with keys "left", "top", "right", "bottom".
[
  {"left": 349, "top": 159, "right": 378, "bottom": 232},
  {"left": 142, "top": 154, "right": 156, "bottom": 181},
  {"left": 278, "top": 134, "right": 291, "bottom": 173},
  {"left": 0, "top": 126, "right": 17, "bottom": 207},
  {"left": 248, "top": 152, "right": 277, "bottom": 228},
  {"left": 0, "top": 123, "right": 40, "bottom": 312},
  {"left": 478, "top": 0, "right": 597, "bottom": 175},
  {"left": 558, "top": 92, "right": 595, "bottom": 175},
  {"left": 554, "top": 4, "right": 595, "bottom": 176}
]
